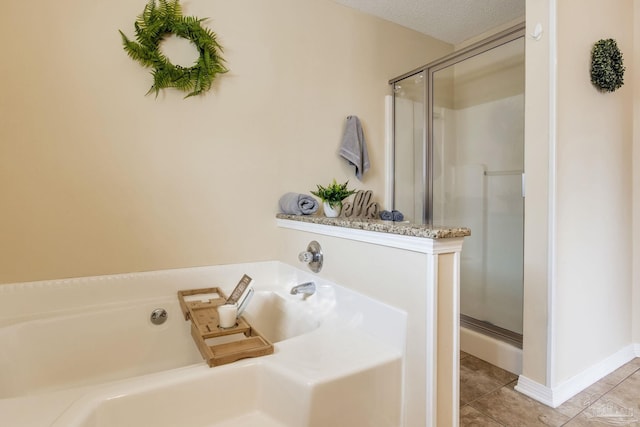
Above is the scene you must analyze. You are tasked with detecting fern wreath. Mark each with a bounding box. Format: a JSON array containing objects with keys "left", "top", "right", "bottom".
[{"left": 119, "top": 0, "right": 227, "bottom": 98}]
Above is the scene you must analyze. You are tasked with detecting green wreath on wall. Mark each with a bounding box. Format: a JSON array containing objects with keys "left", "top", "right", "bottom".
[
  {"left": 590, "top": 39, "right": 625, "bottom": 93},
  {"left": 119, "top": 0, "right": 227, "bottom": 98}
]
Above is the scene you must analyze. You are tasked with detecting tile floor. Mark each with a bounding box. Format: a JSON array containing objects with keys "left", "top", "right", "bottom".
[{"left": 459, "top": 351, "right": 640, "bottom": 426}]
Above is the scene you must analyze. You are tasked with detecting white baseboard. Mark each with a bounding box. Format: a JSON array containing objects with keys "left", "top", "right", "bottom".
[
  {"left": 515, "top": 344, "right": 638, "bottom": 408},
  {"left": 514, "top": 375, "right": 554, "bottom": 406},
  {"left": 460, "top": 326, "right": 522, "bottom": 374}
]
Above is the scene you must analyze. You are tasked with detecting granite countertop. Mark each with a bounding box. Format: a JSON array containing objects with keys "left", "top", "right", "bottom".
[{"left": 276, "top": 214, "right": 471, "bottom": 239}]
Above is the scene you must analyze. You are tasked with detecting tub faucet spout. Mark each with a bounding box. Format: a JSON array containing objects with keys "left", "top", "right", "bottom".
[{"left": 290, "top": 282, "right": 316, "bottom": 297}]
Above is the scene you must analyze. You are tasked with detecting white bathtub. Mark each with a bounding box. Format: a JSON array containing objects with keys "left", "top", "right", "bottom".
[{"left": 0, "top": 261, "right": 406, "bottom": 427}]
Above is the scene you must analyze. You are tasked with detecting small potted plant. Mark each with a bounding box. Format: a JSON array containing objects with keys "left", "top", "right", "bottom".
[{"left": 311, "top": 179, "right": 356, "bottom": 217}]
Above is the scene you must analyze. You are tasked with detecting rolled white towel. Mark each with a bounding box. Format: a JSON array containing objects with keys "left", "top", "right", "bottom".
[{"left": 278, "top": 193, "right": 319, "bottom": 215}]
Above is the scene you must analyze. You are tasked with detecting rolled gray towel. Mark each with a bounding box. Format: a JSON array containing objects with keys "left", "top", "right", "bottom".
[
  {"left": 380, "top": 210, "right": 393, "bottom": 221},
  {"left": 392, "top": 210, "right": 404, "bottom": 221},
  {"left": 279, "top": 193, "right": 319, "bottom": 215},
  {"left": 380, "top": 210, "right": 404, "bottom": 222}
]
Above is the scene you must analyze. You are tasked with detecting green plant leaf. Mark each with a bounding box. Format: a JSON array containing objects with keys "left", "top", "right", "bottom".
[
  {"left": 310, "top": 179, "right": 357, "bottom": 206},
  {"left": 119, "top": 0, "right": 228, "bottom": 98}
]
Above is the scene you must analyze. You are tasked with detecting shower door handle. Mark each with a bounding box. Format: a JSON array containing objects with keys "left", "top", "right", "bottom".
[{"left": 521, "top": 173, "right": 526, "bottom": 198}]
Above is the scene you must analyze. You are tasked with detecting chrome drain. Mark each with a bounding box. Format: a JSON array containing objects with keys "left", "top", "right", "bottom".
[{"left": 150, "top": 308, "right": 168, "bottom": 325}]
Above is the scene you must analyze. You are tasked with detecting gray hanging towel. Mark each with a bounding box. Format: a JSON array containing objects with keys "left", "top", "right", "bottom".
[{"left": 338, "top": 115, "right": 370, "bottom": 180}]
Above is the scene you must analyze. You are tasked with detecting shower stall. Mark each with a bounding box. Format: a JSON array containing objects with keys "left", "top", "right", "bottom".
[{"left": 389, "top": 24, "right": 525, "bottom": 367}]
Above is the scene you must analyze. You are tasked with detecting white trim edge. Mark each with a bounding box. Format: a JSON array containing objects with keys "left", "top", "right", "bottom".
[
  {"left": 514, "top": 375, "right": 554, "bottom": 406},
  {"left": 384, "top": 95, "right": 394, "bottom": 211},
  {"left": 515, "top": 344, "right": 638, "bottom": 408},
  {"left": 547, "top": 0, "right": 559, "bottom": 389},
  {"left": 276, "top": 218, "right": 464, "bottom": 254}
]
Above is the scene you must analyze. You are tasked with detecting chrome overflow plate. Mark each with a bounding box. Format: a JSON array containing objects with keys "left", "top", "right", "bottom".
[
  {"left": 298, "top": 240, "right": 323, "bottom": 273},
  {"left": 150, "top": 308, "right": 168, "bottom": 325}
]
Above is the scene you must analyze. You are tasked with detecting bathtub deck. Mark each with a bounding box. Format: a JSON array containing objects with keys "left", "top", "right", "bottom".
[
  {"left": 209, "top": 411, "right": 288, "bottom": 427},
  {"left": 0, "top": 261, "right": 408, "bottom": 427}
]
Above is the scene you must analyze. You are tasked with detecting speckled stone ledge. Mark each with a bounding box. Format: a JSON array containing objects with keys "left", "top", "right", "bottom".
[{"left": 276, "top": 214, "right": 470, "bottom": 239}]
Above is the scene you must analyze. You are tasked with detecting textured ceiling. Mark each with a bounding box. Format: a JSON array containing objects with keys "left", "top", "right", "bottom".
[{"left": 331, "top": 0, "right": 525, "bottom": 45}]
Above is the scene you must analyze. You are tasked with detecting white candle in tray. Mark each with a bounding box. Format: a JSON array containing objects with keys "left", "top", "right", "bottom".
[{"left": 217, "top": 304, "right": 237, "bottom": 328}]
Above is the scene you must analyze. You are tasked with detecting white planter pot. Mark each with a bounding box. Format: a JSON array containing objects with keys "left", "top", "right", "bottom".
[{"left": 323, "top": 201, "right": 341, "bottom": 217}]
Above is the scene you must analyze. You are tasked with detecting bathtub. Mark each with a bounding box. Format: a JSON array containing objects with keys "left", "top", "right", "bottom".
[{"left": 0, "top": 261, "right": 406, "bottom": 427}]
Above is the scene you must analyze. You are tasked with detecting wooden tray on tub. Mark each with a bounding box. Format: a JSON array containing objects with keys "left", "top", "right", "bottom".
[{"left": 178, "top": 287, "right": 273, "bottom": 367}]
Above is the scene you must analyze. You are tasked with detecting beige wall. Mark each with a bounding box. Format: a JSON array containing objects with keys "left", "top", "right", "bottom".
[
  {"left": 554, "top": 0, "right": 634, "bottom": 385},
  {"left": 522, "top": 1, "right": 553, "bottom": 385},
  {"left": 523, "top": 0, "right": 636, "bottom": 388},
  {"left": 633, "top": 0, "right": 640, "bottom": 346},
  {"left": 0, "top": 0, "right": 451, "bottom": 283}
]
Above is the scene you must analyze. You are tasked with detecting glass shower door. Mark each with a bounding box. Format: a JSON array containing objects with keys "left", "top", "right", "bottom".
[
  {"left": 431, "top": 37, "right": 525, "bottom": 336},
  {"left": 392, "top": 71, "right": 425, "bottom": 224}
]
